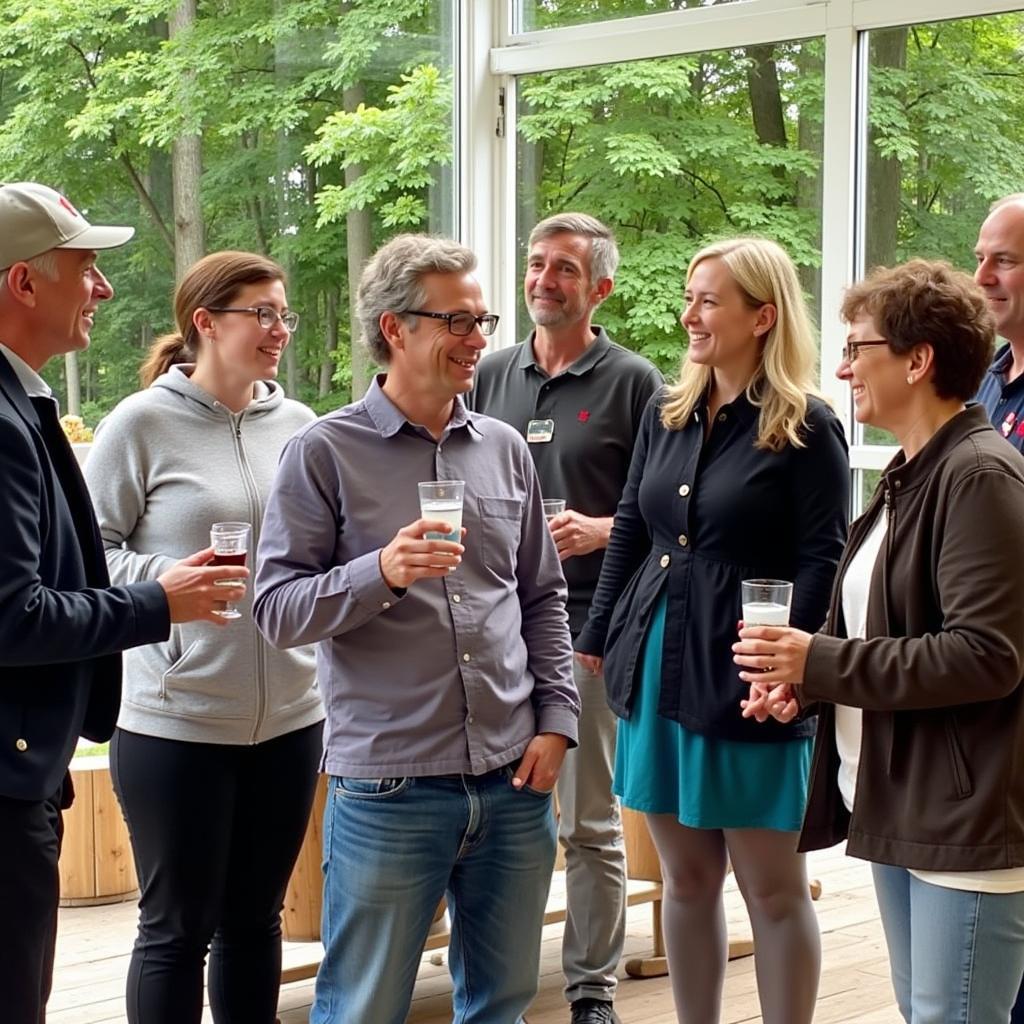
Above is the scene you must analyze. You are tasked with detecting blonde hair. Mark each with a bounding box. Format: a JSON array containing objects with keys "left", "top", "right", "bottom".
[{"left": 661, "top": 237, "right": 820, "bottom": 451}]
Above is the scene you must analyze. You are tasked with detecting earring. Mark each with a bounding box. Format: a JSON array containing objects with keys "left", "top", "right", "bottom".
[{"left": 906, "top": 375, "right": 913, "bottom": 385}]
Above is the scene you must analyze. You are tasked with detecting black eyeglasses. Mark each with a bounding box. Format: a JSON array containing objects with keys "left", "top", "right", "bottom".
[
  {"left": 842, "top": 339, "right": 889, "bottom": 362},
  {"left": 403, "top": 310, "right": 500, "bottom": 336},
  {"left": 207, "top": 306, "right": 300, "bottom": 332}
]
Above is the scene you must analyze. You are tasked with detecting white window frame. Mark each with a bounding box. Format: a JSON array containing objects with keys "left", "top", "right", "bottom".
[{"left": 460, "top": 0, "right": 1023, "bottom": 504}]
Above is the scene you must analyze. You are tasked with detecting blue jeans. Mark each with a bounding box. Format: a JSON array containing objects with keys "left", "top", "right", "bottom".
[
  {"left": 310, "top": 767, "right": 558, "bottom": 1024},
  {"left": 872, "top": 863, "right": 1024, "bottom": 1023}
]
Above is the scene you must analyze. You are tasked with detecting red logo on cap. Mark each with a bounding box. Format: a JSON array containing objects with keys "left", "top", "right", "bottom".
[
  {"left": 577, "top": 409, "right": 590, "bottom": 423},
  {"left": 58, "top": 195, "right": 80, "bottom": 218}
]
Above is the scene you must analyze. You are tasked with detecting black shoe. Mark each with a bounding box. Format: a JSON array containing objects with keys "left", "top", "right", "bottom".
[{"left": 570, "top": 998, "right": 621, "bottom": 1024}]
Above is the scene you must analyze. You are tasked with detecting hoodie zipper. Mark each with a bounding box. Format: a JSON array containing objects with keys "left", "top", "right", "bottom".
[{"left": 229, "top": 411, "right": 268, "bottom": 744}]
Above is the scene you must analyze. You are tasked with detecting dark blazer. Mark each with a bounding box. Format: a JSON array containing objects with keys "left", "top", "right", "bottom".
[
  {"left": 800, "top": 405, "right": 1024, "bottom": 871},
  {"left": 576, "top": 389, "right": 849, "bottom": 743},
  {"left": 0, "top": 352, "right": 168, "bottom": 803}
]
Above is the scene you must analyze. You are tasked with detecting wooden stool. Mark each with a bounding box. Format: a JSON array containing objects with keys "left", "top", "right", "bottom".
[{"left": 58, "top": 756, "right": 138, "bottom": 906}]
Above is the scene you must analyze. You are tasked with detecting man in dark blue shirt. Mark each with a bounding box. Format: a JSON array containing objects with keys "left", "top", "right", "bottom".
[
  {"left": 974, "top": 194, "right": 1024, "bottom": 1024},
  {"left": 975, "top": 194, "right": 1024, "bottom": 454}
]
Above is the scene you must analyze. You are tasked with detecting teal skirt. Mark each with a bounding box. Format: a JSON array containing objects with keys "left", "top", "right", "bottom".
[{"left": 613, "top": 591, "right": 812, "bottom": 831}]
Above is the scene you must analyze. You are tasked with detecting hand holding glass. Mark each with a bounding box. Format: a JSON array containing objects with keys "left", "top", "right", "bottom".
[
  {"left": 741, "top": 578, "right": 793, "bottom": 626},
  {"left": 210, "top": 522, "right": 251, "bottom": 619},
  {"left": 418, "top": 481, "right": 464, "bottom": 542},
  {"left": 542, "top": 498, "right": 566, "bottom": 520}
]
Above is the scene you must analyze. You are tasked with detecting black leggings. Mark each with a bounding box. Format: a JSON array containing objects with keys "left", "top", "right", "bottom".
[{"left": 111, "top": 723, "right": 322, "bottom": 1024}]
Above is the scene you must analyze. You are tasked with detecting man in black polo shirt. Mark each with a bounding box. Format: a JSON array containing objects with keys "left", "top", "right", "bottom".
[
  {"left": 976, "top": 194, "right": 1024, "bottom": 1023},
  {"left": 975, "top": 194, "right": 1024, "bottom": 454},
  {"left": 469, "top": 213, "right": 662, "bottom": 1024}
]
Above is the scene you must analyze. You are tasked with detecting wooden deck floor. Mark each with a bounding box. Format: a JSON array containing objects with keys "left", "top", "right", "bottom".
[{"left": 50, "top": 844, "right": 901, "bottom": 1023}]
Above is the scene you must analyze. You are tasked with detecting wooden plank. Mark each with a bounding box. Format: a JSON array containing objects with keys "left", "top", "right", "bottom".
[
  {"left": 91, "top": 764, "right": 137, "bottom": 901},
  {"left": 59, "top": 767, "right": 96, "bottom": 904}
]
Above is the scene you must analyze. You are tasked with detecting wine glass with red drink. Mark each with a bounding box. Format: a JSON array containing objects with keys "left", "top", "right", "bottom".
[{"left": 209, "top": 522, "right": 251, "bottom": 619}]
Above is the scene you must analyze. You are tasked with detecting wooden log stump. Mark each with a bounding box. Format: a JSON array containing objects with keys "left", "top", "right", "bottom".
[{"left": 58, "top": 755, "right": 138, "bottom": 907}]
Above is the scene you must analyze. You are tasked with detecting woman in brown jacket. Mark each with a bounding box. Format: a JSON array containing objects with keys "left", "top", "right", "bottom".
[{"left": 734, "top": 259, "right": 1024, "bottom": 1024}]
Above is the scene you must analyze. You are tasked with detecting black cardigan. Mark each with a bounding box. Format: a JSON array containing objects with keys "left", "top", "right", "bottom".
[{"left": 576, "top": 388, "right": 849, "bottom": 743}]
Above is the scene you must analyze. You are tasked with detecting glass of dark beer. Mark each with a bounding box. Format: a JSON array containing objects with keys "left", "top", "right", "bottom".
[{"left": 210, "top": 522, "right": 251, "bottom": 619}]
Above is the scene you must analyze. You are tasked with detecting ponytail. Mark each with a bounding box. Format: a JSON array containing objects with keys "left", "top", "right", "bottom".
[{"left": 140, "top": 332, "right": 193, "bottom": 388}]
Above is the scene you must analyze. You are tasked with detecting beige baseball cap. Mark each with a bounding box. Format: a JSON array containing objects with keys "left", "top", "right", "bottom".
[{"left": 0, "top": 182, "right": 134, "bottom": 269}]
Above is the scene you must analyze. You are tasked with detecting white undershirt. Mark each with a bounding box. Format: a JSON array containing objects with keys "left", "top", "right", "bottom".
[{"left": 838, "top": 510, "right": 1024, "bottom": 892}]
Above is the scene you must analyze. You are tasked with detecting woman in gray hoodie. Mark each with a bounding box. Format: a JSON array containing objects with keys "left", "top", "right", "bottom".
[{"left": 84, "top": 251, "right": 324, "bottom": 1024}]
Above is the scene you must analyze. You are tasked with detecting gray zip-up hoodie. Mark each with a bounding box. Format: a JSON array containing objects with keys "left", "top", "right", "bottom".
[{"left": 84, "top": 365, "right": 324, "bottom": 745}]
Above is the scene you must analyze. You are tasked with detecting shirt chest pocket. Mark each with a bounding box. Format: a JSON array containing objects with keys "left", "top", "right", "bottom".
[{"left": 476, "top": 496, "right": 523, "bottom": 574}]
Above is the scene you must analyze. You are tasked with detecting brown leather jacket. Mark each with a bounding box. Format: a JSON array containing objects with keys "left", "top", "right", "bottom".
[{"left": 799, "top": 405, "right": 1024, "bottom": 871}]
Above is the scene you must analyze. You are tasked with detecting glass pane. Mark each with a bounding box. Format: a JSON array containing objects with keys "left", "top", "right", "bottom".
[
  {"left": 516, "top": 38, "right": 824, "bottom": 376},
  {"left": 855, "top": 11, "right": 1024, "bottom": 447},
  {"left": 853, "top": 468, "right": 884, "bottom": 518},
  {"left": 520, "top": 0, "right": 746, "bottom": 32},
  {"left": 0, "top": 1, "right": 455, "bottom": 424}
]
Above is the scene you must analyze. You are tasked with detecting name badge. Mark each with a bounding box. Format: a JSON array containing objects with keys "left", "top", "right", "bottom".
[{"left": 527, "top": 418, "right": 555, "bottom": 443}]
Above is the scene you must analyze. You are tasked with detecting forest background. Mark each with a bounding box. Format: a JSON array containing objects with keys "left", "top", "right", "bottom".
[{"left": 1, "top": 0, "right": 1021, "bottom": 425}]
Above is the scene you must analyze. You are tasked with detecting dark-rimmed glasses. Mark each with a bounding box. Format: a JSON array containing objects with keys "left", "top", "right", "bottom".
[
  {"left": 842, "top": 339, "right": 889, "bottom": 362},
  {"left": 403, "top": 310, "right": 500, "bottom": 336},
  {"left": 207, "top": 306, "right": 299, "bottom": 332}
]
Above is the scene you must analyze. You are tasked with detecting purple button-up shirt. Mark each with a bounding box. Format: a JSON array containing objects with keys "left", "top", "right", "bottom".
[{"left": 254, "top": 376, "right": 578, "bottom": 778}]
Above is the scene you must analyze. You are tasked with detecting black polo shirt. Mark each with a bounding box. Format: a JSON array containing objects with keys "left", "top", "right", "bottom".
[
  {"left": 975, "top": 344, "right": 1024, "bottom": 454},
  {"left": 468, "top": 328, "right": 663, "bottom": 634}
]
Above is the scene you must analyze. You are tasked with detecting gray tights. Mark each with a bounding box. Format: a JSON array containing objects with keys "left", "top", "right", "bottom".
[{"left": 645, "top": 814, "right": 820, "bottom": 1024}]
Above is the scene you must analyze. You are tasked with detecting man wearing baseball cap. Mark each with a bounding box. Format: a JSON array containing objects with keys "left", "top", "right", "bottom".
[{"left": 0, "top": 182, "right": 249, "bottom": 1022}]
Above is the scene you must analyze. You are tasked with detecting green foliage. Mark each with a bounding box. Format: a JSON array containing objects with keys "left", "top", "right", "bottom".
[
  {"left": 867, "top": 15, "right": 1024, "bottom": 267},
  {"left": 307, "top": 64, "right": 453, "bottom": 229},
  {"left": 517, "top": 41, "right": 825, "bottom": 363},
  {"left": 1, "top": 0, "right": 1023, "bottom": 419},
  {"left": 0, "top": 0, "right": 453, "bottom": 419}
]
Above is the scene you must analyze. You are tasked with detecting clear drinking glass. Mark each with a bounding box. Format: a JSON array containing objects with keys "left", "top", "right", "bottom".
[
  {"left": 417, "top": 481, "right": 465, "bottom": 541},
  {"left": 210, "top": 522, "right": 251, "bottom": 620},
  {"left": 541, "top": 498, "right": 566, "bottom": 519},
  {"left": 740, "top": 578, "right": 793, "bottom": 626}
]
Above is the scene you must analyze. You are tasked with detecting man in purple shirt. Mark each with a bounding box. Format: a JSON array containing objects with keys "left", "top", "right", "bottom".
[{"left": 254, "top": 234, "right": 579, "bottom": 1024}]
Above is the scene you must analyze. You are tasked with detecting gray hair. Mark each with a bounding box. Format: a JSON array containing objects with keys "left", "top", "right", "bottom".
[
  {"left": 990, "top": 193, "right": 1024, "bottom": 212},
  {"left": 0, "top": 250, "right": 59, "bottom": 293},
  {"left": 527, "top": 212, "right": 619, "bottom": 283},
  {"left": 358, "top": 234, "right": 478, "bottom": 364}
]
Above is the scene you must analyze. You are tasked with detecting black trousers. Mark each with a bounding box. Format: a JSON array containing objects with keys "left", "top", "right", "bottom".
[
  {"left": 111, "top": 723, "right": 322, "bottom": 1024},
  {"left": 0, "top": 783, "right": 66, "bottom": 1024}
]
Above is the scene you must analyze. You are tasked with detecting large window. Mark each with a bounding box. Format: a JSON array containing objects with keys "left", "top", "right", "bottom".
[
  {"left": 0, "top": 0, "right": 456, "bottom": 422},
  {"left": 854, "top": 10, "right": 1024, "bottom": 510},
  {"left": 515, "top": 38, "right": 824, "bottom": 372}
]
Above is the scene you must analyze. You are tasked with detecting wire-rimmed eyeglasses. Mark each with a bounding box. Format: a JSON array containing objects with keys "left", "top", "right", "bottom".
[{"left": 207, "top": 305, "right": 300, "bottom": 333}]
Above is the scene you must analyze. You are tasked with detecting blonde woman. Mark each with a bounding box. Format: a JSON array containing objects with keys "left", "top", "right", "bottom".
[{"left": 576, "top": 237, "right": 849, "bottom": 1023}]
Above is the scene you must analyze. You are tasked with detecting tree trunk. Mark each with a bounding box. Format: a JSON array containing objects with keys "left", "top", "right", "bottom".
[
  {"left": 319, "top": 288, "right": 340, "bottom": 397},
  {"left": 345, "top": 81, "right": 373, "bottom": 401},
  {"left": 865, "top": 28, "right": 908, "bottom": 274},
  {"left": 64, "top": 353, "right": 81, "bottom": 416},
  {"left": 169, "top": 0, "right": 205, "bottom": 280},
  {"left": 796, "top": 44, "right": 824, "bottom": 319},
  {"left": 746, "top": 45, "right": 788, "bottom": 152}
]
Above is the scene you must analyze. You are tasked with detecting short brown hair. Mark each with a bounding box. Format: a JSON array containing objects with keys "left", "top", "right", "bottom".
[
  {"left": 840, "top": 259, "right": 995, "bottom": 401},
  {"left": 140, "top": 250, "right": 286, "bottom": 387}
]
